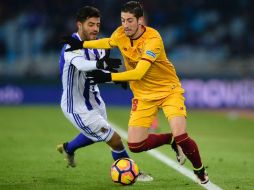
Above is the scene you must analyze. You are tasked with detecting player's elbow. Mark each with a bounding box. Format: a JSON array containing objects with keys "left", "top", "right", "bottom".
[{"left": 131, "top": 75, "right": 143, "bottom": 81}]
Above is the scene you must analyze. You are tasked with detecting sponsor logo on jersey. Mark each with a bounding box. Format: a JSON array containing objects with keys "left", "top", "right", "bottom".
[
  {"left": 146, "top": 50, "right": 156, "bottom": 58},
  {"left": 128, "top": 61, "right": 138, "bottom": 69}
]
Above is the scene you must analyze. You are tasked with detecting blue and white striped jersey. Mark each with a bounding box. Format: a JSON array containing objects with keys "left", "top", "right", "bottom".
[{"left": 59, "top": 33, "right": 106, "bottom": 114}]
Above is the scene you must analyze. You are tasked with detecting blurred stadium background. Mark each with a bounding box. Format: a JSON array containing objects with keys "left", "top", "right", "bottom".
[
  {"left": 0, "top": 1, "right": 254, "bottom": 190},
  {"left": 0, "top": 0, "right": 253, "bottom": 108}
]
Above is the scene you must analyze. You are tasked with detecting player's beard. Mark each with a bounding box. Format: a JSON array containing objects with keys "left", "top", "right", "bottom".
[
  {"left": 83, "top": 31, "right": 92, "bottom": 41},
  {"left": 126, "top": 25, "right": 139, "bottom": 39},
  {"left": 89, "top": 32, "right": 98, "bottom": 40},
  {"left": 80, "top": 29, "right": 97, "bottom": 41}
]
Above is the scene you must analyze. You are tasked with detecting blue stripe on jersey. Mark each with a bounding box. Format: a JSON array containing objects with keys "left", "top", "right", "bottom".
[
  {"left": 72, "top": 33, "right": 79, "bottom": 40},
  {"left": 73, "top": 113, "right": 103, "bottom": 141},
  {"left": 93, "top": 91, "right": 101, "bottom": 105},
  {"left": 84, "top": 49, "right": 90, "bottom": 60},
  {"left": 83, "top": 79, "right": 93, "bottom": 110},
  {"left": 67, "top": 65, "right": 75, "bottom": 113},
  {"left": 93, "top": 49, "right": 100, "bottom": 60},
  {"left": 72, "top": 114, "right": 91, "bottom": 137},
  {"left": 82, "top": 48, "right": 94, "bottom": 110},
  {"left": 67, "top": 65, "right": 72, "bottom": 112},
  {"left": 91, "top": 49, "right": 101, "bottom": 106},
  {"left": 59, "top": 44, "right": 67, "bottom": 79}
]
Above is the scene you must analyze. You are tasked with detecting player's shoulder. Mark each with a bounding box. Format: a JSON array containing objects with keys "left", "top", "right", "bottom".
[
  {"left": 144, "top": 26, "right": 161, "bottom": 39},
  {"left": 62, "top": 45, "right": 83, "bottom": 61},
  {"left": 112, "top": 26, "right": 126, "bottom": 38}
]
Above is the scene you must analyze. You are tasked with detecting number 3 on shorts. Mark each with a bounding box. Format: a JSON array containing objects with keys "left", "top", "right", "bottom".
[{"left": 132, "top": 99, "right": 138, "bottom": 111}]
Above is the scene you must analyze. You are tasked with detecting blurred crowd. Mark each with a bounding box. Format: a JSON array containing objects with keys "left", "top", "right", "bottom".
[{"left": 0, "top": 0, "right": 253, "bottom": 78}]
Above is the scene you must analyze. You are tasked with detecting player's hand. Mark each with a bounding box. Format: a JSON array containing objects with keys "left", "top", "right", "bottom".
[
  {"left": 96, "top": 56, "right": 122, "bottom": 71},
  {"left": 61, "top": 36, "right": 84, "bottom": 51},
  {"left": 86, "top": 70, "right": 112, "bottom": 84}
]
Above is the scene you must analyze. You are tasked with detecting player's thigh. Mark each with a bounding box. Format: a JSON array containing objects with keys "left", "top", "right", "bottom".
[
  {"left": 63, "top": 110, "right": 114, "bottom": 142},
  {"left": 128, "top": 126, "right": 150, "bottom": 143},
  {"left": 161, "top": 92, "right": 187, "bottom": 136},
  {"left": 169, "top": 116, "right": 187, "bottom": 136},
  {"left": 128, "top": 98, "right": 158, "bottom": 142},
  {"left": 128, "top": 98, "right": 158, "bottom": 128},
  {"left": 162, "top": 92, "right": 187, "bottom": 121},
  {"left": 93, "top": 99, "right": 107, "bottom": 120},
  {"left": 83, "top": 113, "right": 115, "bottom": 142}
]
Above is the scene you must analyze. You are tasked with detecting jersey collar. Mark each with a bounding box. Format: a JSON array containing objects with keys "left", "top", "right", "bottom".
[
  {"left": 72, "top": 33, "right": 81, "bottom": 41},
  {"left": 130, "top": 25, "right": 146, "bottom": 41}
]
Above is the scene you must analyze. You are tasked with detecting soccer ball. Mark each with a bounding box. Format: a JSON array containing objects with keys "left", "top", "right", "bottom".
[{"left": 110, "top": 158, "right": 139, "bottom": 185}]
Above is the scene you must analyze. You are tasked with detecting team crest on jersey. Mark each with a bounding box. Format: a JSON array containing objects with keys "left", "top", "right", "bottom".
[
  {"left": 100, "top": 127, "right": 109, "bottom": 133},
  {"left": 146, "top": 50, "right": 156, "bottom": 58},
  {"left": 128, "top": 61, "right": 138, "bottom": 69},
  {"left": 72, "top": 49, "right": 83, "bottom": 55},
  {"left": 137, "top": 48, "right": 142, "bottom": 54}
]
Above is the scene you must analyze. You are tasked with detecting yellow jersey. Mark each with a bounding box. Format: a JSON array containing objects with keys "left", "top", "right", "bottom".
[
  {"left": 84, "top": 26, "right": 184, "bottom": 100},
  {"left": 110, "top": 26, "right": 183, "bottom": 100}
]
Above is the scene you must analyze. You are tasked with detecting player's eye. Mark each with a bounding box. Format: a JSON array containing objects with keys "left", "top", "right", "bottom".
[{"left": 127, "top": 19, "right": 133, "bottom": 23}]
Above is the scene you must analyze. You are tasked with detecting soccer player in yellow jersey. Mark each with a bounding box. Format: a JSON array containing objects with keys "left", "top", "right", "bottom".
[{"left": 62, "top": 1, "right": 209, "bottom": 184}]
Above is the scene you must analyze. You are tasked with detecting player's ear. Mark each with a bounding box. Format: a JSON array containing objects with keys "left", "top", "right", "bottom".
[
  {"left": 138, "top": 17, "right": 144, "bottom": 25},
  {"left": 77, "top": 21, "right": 82, "bottom": 29}
]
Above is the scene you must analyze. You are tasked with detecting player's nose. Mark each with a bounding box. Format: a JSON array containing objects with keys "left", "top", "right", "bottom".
[{"left": 92, "top": 25, "right": 99, "bottom": 32}]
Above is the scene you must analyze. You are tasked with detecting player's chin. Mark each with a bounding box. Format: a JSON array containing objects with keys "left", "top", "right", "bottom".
[
  {"left": 89, "top": 34, "right": 97, "bottom": 40},
  {"left": 124, "top": 31, "right": 133, "bottom": 37}
]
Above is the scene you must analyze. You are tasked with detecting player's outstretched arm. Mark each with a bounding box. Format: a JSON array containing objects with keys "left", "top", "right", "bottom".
[
  {"left": 86, "top": 60, "right": 151, "bottom": 84},
  {"left": 61, "top": 36, "right": 113, "bottom": 51},
  {"left": 64, "top": 48, "right": 122, "bottom": 72},
  {"left": 69, "top": 56, "right": 121, "bottom": 72},
  {"left": 111, "top": 60, "right": 150, "bottom": 81}
]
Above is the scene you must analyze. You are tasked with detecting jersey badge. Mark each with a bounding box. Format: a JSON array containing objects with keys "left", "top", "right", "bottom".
[{"left": 146, "top": 50, "right": 156, "bottom": 58}]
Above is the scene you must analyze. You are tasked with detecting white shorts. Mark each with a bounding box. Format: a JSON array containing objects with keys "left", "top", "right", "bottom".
[{"left": 62, "top": 104, "right": 115, "bottom": 142}]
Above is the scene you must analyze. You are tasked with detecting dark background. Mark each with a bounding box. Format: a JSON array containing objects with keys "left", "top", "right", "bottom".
[{"left": 0, "top": 0, "right": 253, "bottom": 107}]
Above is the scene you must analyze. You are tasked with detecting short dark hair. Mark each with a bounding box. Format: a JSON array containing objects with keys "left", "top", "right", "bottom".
[
  {"left": 76, "top": 6, "right": 100, "bottom": 22},
  {"left": 121, "top": 1, "right": 143, "bottom": 18}
]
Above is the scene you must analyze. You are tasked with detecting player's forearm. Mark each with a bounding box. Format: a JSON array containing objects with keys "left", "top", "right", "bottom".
[
  {"left": 71, "top": 56, "right": 97, "bottom": 71},
  {"left": 112, "top": 60, "right": 151, "bottom": 81},
  {"left": 83, "top": 38, "right": 113, "bottom": 49}
]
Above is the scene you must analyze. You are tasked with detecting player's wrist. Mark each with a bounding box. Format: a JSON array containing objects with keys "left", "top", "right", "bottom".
[
  {"left": 106, "top": 73, "right": 112, "bottom": 82},
  {"left": 96, "top": 58, "right": 104, "bottom": 69},
  {"left": 82, "top": 41, "right": 86, "bottom": 48}
]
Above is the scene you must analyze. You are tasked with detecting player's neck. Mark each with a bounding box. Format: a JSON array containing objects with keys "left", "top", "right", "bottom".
[
  {"left": 130, "top": 25, "right": 145, "bottom": 40},
  {"left": 77, "top": 31, "right": 88, "bottom": 41}
]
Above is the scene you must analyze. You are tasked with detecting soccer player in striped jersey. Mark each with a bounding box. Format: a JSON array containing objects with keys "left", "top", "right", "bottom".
[
  {"left": 61, "top": 2, "right": 209, "bottom": 184},
  {"left": 57, "top": 6, "right": 153, "bottom": 182}
]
